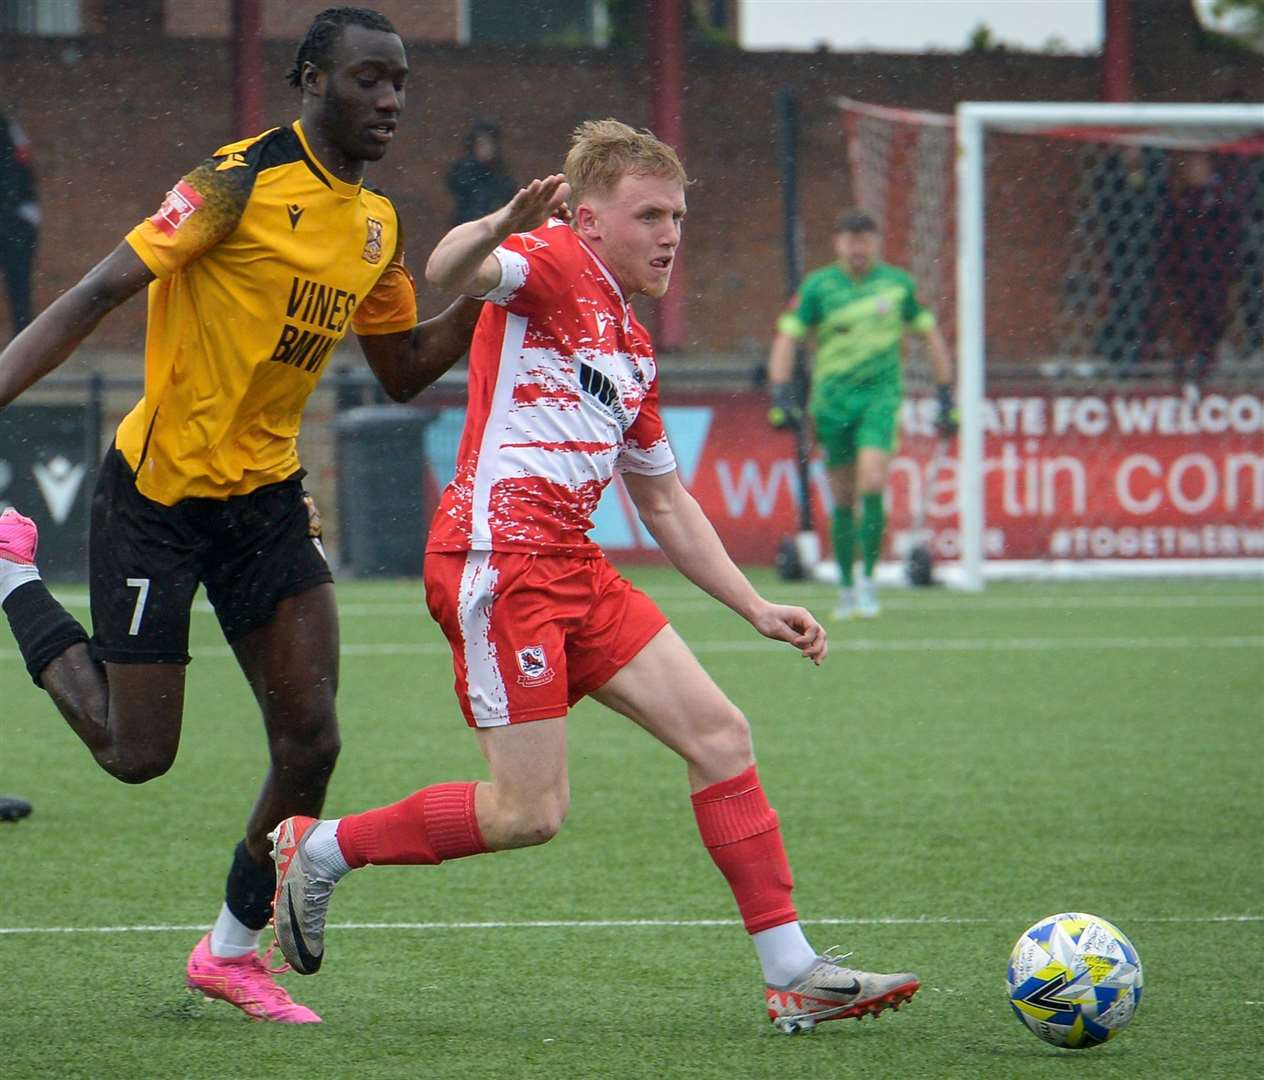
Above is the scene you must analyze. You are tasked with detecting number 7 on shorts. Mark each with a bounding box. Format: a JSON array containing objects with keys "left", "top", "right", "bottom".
[{"left": 126, "top": 577, "right": 151, "bottom": 636}]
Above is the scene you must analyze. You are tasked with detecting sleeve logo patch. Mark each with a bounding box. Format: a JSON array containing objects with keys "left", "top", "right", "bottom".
[
  {"left": 215, "top": 152, "right": 248, "bottom": 171},
  {"left": 519, "top": 234, "right": 549, "bottom": 252},
  {"left": 362, "top": 217, "right": 383, "bottom": 264},
  {"left": 149, "top": 180, "right": 204, "bottom": 237}
]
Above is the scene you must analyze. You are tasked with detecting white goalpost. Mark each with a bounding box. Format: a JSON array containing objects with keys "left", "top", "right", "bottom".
[
  {"left": 839, "top": 97, "right": 1264, "bottom": 590},
  {"left": 955, "top": 102, "right": 1264, "bottom": 590}
]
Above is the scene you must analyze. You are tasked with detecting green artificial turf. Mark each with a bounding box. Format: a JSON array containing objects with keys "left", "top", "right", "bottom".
[{"left": 2, "top": 572, "right": 1261, "bottom": 1079}]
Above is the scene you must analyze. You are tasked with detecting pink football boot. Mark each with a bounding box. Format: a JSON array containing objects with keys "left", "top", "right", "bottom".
[
  {"left": 0, "top": 507, "right": 38, "bottom": 564},
  {"left": 186, "top": 933, "right": 321, "bottom": 1024}
]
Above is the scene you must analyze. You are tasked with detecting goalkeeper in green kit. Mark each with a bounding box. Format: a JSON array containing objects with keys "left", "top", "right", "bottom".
[{"left": 767, "top": 209, "right": 955, "bottom": 619}]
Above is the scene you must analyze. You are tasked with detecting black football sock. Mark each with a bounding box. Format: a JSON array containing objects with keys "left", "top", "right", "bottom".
[
  {"left": 225, "top": 839, "right": 278, "bottom": 931},
  {"left": 1, "top": 579, "right": 90, "bottom": 687}
]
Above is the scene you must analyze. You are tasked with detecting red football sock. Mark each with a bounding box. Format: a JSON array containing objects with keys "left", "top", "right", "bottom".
[
  {"left": 337, "top": 782, "right": 488, "bottom": 868},
  {"left": 691, "top": 765, "right": 798, "bottom": 934}
]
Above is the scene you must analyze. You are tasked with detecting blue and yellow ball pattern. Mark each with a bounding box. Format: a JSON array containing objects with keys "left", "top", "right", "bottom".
[{"left": 1006, "top": 912, "right": 1143, "bottom": 1049}]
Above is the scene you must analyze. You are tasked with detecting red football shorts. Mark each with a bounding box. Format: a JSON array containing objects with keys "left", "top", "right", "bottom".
[{"left": 423, "top": 550, "right": 669, "bottom": 728}]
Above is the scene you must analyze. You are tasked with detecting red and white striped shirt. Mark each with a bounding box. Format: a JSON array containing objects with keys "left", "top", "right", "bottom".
[{"left": 427, "top": 220, "right": 677, "bottom": 556}]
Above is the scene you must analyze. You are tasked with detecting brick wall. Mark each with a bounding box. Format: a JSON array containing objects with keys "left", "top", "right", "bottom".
[
  {"left": 165, "top": 0, "right": 460, "bottom": 42},
  {"left": 3, "top": 29, "right": 1258, "bottom": 366}
]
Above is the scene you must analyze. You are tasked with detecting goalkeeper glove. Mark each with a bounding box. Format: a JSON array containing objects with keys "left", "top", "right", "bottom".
[
  {"left": 768, "top": 383, "right": 802, "bottom": 431},
  {"left": 935, "top": 383, "right": 959, "bottom": 437}
]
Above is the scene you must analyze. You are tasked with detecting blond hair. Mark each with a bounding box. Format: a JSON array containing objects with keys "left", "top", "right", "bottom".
[{"left": 564, "top": 119, "right": 688, "bottom": 203}]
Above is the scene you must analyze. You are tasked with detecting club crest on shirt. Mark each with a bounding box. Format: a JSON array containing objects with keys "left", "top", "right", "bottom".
[
  {"left": 362, "top": 217, "right": 383, "bottom": 264},
  {"left": 515, "top": 644, "right": 555, "bottom": 687}
]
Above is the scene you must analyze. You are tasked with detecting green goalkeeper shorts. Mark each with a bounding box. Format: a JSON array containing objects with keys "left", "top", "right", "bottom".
[{"left": 809, "top": 377, "right": 902, "bottom": 466}]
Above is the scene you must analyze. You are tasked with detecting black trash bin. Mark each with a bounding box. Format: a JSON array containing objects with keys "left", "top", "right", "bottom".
[{"left": 335, "top": 405, "right": 433, "bottom": 577}]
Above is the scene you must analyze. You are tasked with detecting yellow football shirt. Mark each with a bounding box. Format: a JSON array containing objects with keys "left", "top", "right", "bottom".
[{"left": 118, "top": 120, "right": 418, "bottom": 505}]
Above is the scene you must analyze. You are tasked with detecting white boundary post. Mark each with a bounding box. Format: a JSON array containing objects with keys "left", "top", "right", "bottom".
[{"left": 954, "top": 102, "right": 1264, "bottom": 591}]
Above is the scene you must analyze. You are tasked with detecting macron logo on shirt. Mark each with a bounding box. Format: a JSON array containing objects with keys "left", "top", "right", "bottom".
[{"left": 149, "top": 180, "right": 204, "bottom": 237}]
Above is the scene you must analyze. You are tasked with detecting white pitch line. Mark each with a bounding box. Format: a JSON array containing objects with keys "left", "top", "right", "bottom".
[
  {"left": 3, "top": 635, "right": 1263, "bottom": 665},
  {"left": 665, "top": 595, "right": 1264, "bottom": 613},
  {"left": 812, "top": 635, "right": 1264, "bottom": 653},
  {"left": 35, "top": 592, "right": 1264, "bottom": 617},
  {"left": 264, "top": 594, "right": 1264, "bottom": 615},
  {"left": 1, "top": 914, "right": 1259, "bottom": 936}
]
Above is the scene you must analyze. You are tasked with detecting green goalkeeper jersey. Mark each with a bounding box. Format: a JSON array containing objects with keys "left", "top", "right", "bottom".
[{"left": 777, "top": 261, "right": 935, "bottom": 394}]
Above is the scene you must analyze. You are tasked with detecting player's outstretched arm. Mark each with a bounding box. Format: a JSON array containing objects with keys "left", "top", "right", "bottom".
[
  {"left": 623, "top": 469, "right": 828, "bottom": 665},
  {"left": 425, "top": 174, "right": 571, "bottom": 297},
  {"left": 0, "top": 242, "right": 153, "bottom": 410},
  {"left": 358, "top": 295, "right": 484, "bottom": 402}
]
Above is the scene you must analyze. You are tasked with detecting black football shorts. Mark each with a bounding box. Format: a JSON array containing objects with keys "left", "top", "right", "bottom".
[{"left": 88, "top": 448, "right": 333, "bottom": 664}]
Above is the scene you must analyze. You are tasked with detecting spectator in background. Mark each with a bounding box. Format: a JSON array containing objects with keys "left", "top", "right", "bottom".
[
  {"left": 0, "top": 104, "right": 40, "bottom": 807},
  {"left": 1148, "top": 151, "right": 1245, "bottom": 383},
  {"left": 0, "top": 110, "right": 40, "bottom": 339},
  {"left": 1086, "top": 145, "right": 1164, "bottom": 374},
  {"left": 446, "top": 120, "right": 518, "bottom": 225}
]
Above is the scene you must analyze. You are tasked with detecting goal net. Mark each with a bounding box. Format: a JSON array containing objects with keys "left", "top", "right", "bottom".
[{"left": 839, "top": 98, "right": 1264, "bottom": 588}]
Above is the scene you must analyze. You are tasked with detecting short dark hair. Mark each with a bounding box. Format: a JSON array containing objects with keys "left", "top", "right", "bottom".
[
  {"left": 287, "top": 7, "right": 398, "bottom": 89},
  {"left": 465, "top": 119, "right": 500, "bottom": 150},
  {"left": 836, "top": 208, "right": 879, "bottom": 235}
]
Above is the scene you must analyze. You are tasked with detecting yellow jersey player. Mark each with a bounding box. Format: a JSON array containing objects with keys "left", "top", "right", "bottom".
[{"left": 0, "top": 7, "right": 482, "bottom": 1023}]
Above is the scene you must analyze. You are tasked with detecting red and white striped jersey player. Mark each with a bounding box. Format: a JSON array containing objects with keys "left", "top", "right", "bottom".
[{"left": 269, "top": 119, "right": 921, "bottom": 1033}]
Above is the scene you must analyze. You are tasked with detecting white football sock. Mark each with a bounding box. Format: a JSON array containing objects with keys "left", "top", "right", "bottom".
[
  {"left": 753, "top": 921, "right": 818, "bottom": 986},
  {"left": 209, "top": 903, "right": 261, "bottom": 958},
  {"left": 0, "top": 559, "right": 40, "bottom": 605},
  {"left": 304, "top": 818, "right": 351, "bottom": 881}
]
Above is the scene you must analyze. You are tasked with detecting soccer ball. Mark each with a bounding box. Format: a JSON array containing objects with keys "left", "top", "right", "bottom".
[{"left": 1006, "top": 912, "right": 1143, "bottom": 1049}]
